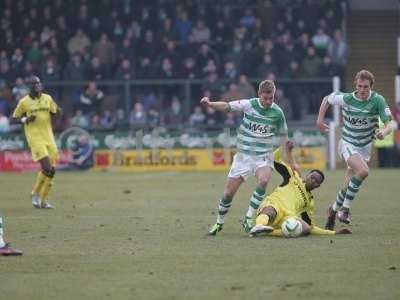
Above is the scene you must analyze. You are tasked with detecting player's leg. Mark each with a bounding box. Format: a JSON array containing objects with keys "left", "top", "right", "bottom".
[
  {"left": 0, "top": 216, "right": 23, "bottom": 256},
  {"left": 337, "top": 153, "right": 369, "bottom": 223},
  {"left": 250, "top": 205, "right": 276, "bottom": 236},
  {"left": 243, "top": 165, "right": 273, "bottom": 232},
  {"left": 208, "top": 176, "right": 243, "bottom": 236},
  {"left": 30, "top": 145, "right": 49, "bottom": 208},
  {"left": 325, "top": 168, "right": 353, "bottom": 229},
  {"left": 38, "top": 156, "right": 56, "bottom": 209}
]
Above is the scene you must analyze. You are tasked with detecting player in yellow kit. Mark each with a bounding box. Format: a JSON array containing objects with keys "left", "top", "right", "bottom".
[
  {"left": 250, "top": 141, "right": 352, "bottom": 237},
  {"left": 11, "top": 76, "right": 62, "bottom": 209}
]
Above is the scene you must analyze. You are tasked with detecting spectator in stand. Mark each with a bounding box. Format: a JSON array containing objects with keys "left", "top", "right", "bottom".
[
  {"left": 11, "top": 48, "right": 25, "bottom": 76},
  {"left": 0, "top": 60, "right": 16, "bottom": 87},
  {"left": 275, "top": 88, "right": 293, "bottom": 121},
  {"left": 159, "top": 58, "right": 175, "bottom": 79},
  {"left": 11, "top": 77, "right": 29, "bottom": 102},
  {"left": 90, "top": 113, "right": 103, "bottom": 131},
  {"left": 222, "top": 61, "right": 238, "bottom": 82},
  {"left": 67, "top": 29, "right": 91, "bottom": 57},
  {"left": 189, "top": 105, "right": 206, "bottom": 127},
  {"left": 196, "top": 43, "right": 219, "bottom": 72},
  {"left": 115, "top": 59, "right": 135, "bottom": 81},
  {"left": 77, "top": 81, "right": 104, "bottom": 113},
  {"left": 301, "top": 47, "right": 322, "bottom": 77},
  {"left": 115, "top": 108, "right": 128, "bottom": 130},
  {"left": 327, "top": 29, "right": 347, "bottom": 79},
  {"left": 295, "top": 32, "right": 311, "bottom": 62},
  {"left": 139, "top": 30, "right": 159, "bottom": 61},
  {"left": 63, "top": 53, "right": 87, "bottom": 82},
  {"left": 224, "top": 111, "right": 239, "bottom": 129},
  {"left": 92, "top": 33, "right": 116, "bottom": 73},
  {"left": 204, "top": 106, "right": 222, "bottom": 130},
  {"left": 88, "top": 56, "right": 108, "bottom": 81},
  {"left": 71, "top": 110, "right": 90, "bottom": 129},
  {"left": 26, "top": 41, "right": 42, "bottom": 66},
  {"left": 163, "top": 96, "right": 184, "bottom": 129},
  {"left": 237, "top": 74, "right": 256, "bottom": 99},
  {"left": 180, "top": 57, "right": 198, "bottom": 79},
  {"left": 174, "top": 10, "right": 193, "bottom": 44},
  {"left": 320, "top": 55, "right": 337, "bottom": 77},
  {"left": 129, "top": 102, "right": 147, "bottom": 129},
  {"left": 225, "top": 39, "right": 244, "bottom": 68},
  {"left": 118, "top": 38, "right": 136, "bottom": 64},
  {"left": 257, "top": 53, "right": 277, "bottom": 78},
  {"left": 40, "top": 58, "right": 61, "bottom": 99},
  {"left": 0, "top": 111, "right": 10, "bottom": 133},
  {"left": 137, "top": 57, "right": 155, "bottom": 79},
  {"left": 100, "top": 109, "right": 116, "bottom": 130},
  {"left": 192, "top": 20, "right": 211, "bottom": 44},
  {"left": 312, "top": 28, "right": 331, "bottom": 57},
  {"left": 148, "top": 105, "right": 161, "bottom": 129}
]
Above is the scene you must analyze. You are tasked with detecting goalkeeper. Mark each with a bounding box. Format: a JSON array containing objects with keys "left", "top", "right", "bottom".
[{"left": 250, "top": 141, "right": 351, "bottom": 237}]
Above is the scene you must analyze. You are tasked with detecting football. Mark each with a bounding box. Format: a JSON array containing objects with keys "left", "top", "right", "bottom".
[{"left": 281, "top": 218, "right": 303, "bottom": 238}]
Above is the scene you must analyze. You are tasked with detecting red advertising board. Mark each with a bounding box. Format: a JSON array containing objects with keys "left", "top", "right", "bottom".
[{"left": 0, "top": 151, "right": 71, "bottom": 171}]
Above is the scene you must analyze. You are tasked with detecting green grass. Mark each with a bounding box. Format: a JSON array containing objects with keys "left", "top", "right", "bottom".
[{"left": 0, "top": 170, "right": 399, "bottom": 300}]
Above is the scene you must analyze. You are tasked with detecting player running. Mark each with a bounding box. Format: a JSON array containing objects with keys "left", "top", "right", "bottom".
[
  {"left": 250, "top": 141, "right": 351, "bottom": 237},
  {"left": 0, "top": 215, "right": 23, "bottom": 256},
  {"left": 201, "top": 80, "right": 297, "bottom": 235},
  {"left": 316, "top": 70, "right": 395, "bottom": 229},
  {"left": 11, "top": 76, "right": 62, "bottom": 209}
]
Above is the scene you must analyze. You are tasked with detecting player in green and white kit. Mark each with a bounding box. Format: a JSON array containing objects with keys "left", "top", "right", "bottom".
[
  {"left": 316, "top": 70, "right": 395, "bottom": 229},
  {"left": 201, "top": 80, "right": 298, "bottom": 235}
]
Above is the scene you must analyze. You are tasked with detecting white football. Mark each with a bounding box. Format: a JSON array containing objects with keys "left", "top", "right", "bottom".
[{"left": 281, "top": 218, "right": 303, "bottom": 238}]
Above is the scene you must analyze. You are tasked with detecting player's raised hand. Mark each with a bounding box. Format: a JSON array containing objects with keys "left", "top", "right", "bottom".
[
  {"left": 336, "top": 228, "right": 352, "bottom": 234},
  {"left": 285, "top": 140, "right": 295, "bottom": 151},
  {"left": 316, "top": 119, "right": 329, "bottom": 133},
  {"left": 375, "top": 129, "right": 385, "bottom": 140},
  {"left": 200, "top": 97, "right": 211, "bottom": 106}
]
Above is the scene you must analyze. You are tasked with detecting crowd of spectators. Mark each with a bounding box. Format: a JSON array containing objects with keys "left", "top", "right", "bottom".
[{"left": 0, "top": 0, "right": 348, "bottom": 133}]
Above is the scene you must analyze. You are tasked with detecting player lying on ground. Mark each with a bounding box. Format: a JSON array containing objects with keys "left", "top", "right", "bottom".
[
  {"left": 0, "top": 216, "right": 23, "bottom": 256},
  {"left": 11, "top": 76, "right": 62, "bottom": 209},
  {"left": 316, "top": 69, "right": 395, "bottom": 229},
  {"left": 201, "top": 80, "right": 297, "bottom": 235},
  {"left": 250, "top": 141, "right": 351, "bottom": 237}
]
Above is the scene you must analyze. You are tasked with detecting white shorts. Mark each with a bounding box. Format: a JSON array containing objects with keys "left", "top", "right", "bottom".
[
  {"left": 338, "top": 139, "right": 372, "bottom": 163},
  {"left": 228, "top": 152, "right": 273, "bottom": 180}
]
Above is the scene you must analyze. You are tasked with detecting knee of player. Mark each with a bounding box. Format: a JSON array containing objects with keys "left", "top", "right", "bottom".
[
  {"left": 42, "top": 166, "right": 56, "bottom": 178},
  {"left": 357, "top": 168, "right": 369, "bottom": 179},
  {"left": 257, "top": 178, "right": 270, "bottom": 188}
]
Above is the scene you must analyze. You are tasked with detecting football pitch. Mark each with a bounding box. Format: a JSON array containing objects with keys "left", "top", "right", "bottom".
[{"left": 0, "top": 170, "right": 399, "bottom": 300}]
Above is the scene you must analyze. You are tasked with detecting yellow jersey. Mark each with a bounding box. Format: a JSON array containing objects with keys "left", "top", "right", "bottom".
[
  {"left": 265, "top": 149, "right": 334, "bottom": 235},
  {"left": 269, "top": 159, "right": 316, "bottom": 225},
  {"left": 13, "top": 93, "right": 58, "bottom": 147}
]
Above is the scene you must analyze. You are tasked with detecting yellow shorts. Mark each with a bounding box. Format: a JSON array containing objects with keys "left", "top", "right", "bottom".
[
  {"left": 257, "top": 198, "right": 298, "bottom": 228},
  {"left": 30, "top": 143, "right": 59, "bottom": 164}
]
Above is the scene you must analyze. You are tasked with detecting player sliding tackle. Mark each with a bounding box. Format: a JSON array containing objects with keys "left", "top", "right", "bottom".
[
  {"left": 250, "top": 141, "right": 351, "bottom": 237},
  {"left": 201, "top": 80, "right": 298, "bottom": 235},
  {"left": 11, "top": 76, "right": 62, "bottom": 209},
  {"left": 316, "top": 70, "right": 395, "bottom": 229}
]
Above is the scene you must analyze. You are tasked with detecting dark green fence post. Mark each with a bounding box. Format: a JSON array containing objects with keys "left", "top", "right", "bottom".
[
  {"left": 124, "top": 81, "right": 131, "bottom": 115},
  {"left": 184, "top": 80, "right": 191, "bottom": 116}
]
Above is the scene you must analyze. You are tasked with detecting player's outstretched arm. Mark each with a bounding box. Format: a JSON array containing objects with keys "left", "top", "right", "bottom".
[
  {"left": 200, "top": 97, "right": 230, "bottom": 112},
  {"left": 316, "top": 96, "right": 330, "bottom": 133}
]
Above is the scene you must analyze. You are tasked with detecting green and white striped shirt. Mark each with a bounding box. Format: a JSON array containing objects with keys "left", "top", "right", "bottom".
[
  {"left": 228, "top": 98, "right": 288, "bottom": 156},
  {"left": 328, "top": 91, "right": 392, "bottom": 147}
]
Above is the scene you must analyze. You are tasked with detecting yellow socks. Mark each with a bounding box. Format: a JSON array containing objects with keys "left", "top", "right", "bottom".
[
  {"left": 256, "top": 214, "right": 270, "bottom": 226},
  {"left": 39, "top": 176, "right": 54, "bottom": 203},
  {"left": 31, "top": 171, "right": 46, "bottom": 195}
]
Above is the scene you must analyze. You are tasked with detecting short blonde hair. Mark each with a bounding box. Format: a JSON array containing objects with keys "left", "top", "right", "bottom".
[
  {"left": 354, "top": 70, "right": 375, "bottom": 87},
  {"left": 258, "top": 80, "right": 276, "bottom": 94}
]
